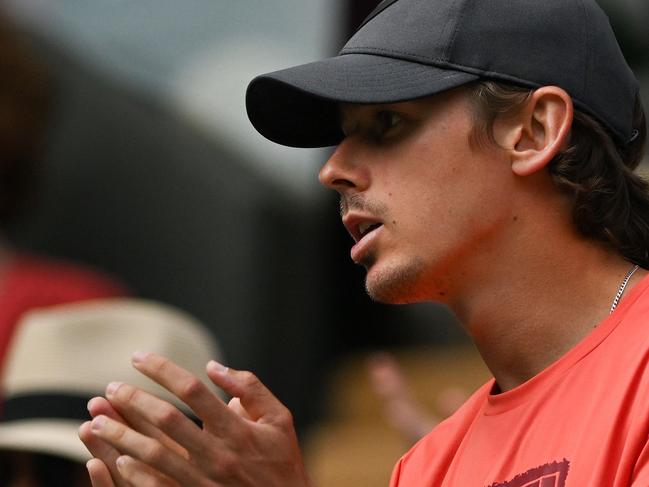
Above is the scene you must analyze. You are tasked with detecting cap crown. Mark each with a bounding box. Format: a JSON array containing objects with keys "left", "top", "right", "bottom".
[{"left": 342, "top": 0, "right": 638, "bottom": 142}]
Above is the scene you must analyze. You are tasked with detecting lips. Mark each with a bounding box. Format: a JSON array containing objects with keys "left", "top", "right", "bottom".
[
  {"left": 343, "top": 214, "right": 383, "bottom": 243},
  {"left": 343, "top": 214, "right": 384, "bottom": 263}
]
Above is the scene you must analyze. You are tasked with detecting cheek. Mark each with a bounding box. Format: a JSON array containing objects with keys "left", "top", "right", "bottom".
[{"left": 396, "top": 160, "right": 509, "bottom": 243}]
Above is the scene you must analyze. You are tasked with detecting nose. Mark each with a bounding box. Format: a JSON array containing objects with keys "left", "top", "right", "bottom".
[{"left": 318, "top": 138, "right": 369, "bottom": 193}]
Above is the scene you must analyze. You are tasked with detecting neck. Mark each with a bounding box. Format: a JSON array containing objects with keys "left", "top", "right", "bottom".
[{"left": 441, "top": 204, "right": 645, "bottom": 393}]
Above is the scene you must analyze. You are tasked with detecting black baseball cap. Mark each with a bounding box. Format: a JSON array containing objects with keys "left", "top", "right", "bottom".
[{"left": 246, "top": 0, "right": 640, "bottom": 148}]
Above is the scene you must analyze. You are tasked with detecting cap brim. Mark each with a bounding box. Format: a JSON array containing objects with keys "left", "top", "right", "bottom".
[
  {"left": 246, "top": 53, "right": 479, "bottom": 148},
  {"left": 0, "top": 419, "right": 90, "bottom": 462}
]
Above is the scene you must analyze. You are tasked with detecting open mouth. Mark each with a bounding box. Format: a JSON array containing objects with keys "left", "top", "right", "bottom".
[
  {"left": 343, "top": 214, "right": 384, "bottom": 244},
  {"left": 358, "top": 222, "right": 382, "bottom": 239}
]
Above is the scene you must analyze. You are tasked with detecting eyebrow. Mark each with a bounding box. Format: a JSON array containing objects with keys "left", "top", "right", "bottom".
[{"left": 338, "top": 103, "right": 383, "bottom": 126}]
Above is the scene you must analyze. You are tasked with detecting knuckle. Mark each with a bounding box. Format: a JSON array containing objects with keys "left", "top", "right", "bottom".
[
  {"left": 179, "top": 377, "right": 205, "bottom": 402},
  {"left": 115, "top": 383, "right": 137, "bottom": 403},
  {"left": 110, "top": 423, "right": 127, "bottom": 443},
  {"left": 239, "top": 370, "right": 259, "bottom": 388},
  {"left": 141, "top": 441, "right": 167, "bottom": 465},
  {"left": 154, "top": 355, "right": 174, "bottom": 376},
  {"left": 155, "top": 360, "right": 172, "bottom": 380},
  {"left": 276, "top": 407, "right": 295, "bottom": 430},
  {"left": 155, "top": 403, "right": 182, "bottom": 429}
]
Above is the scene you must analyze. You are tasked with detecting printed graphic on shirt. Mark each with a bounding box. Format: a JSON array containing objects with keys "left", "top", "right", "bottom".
[{"left": 488, "top": 460, "right": 570, "bottom": 487}]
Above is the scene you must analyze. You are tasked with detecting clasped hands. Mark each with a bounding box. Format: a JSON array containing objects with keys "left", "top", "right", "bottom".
[{"left": 79, "top": 352, "right": 313, "bottom": 487}]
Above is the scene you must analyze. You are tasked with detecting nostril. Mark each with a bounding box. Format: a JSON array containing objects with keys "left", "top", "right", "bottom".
[{"left": 332, "top": 178, "right": 356, "bottom": 189}]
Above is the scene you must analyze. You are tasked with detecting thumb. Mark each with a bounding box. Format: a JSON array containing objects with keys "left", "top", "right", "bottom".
[{"left": 206, "top": 361, "right": 290, "bottom": 425}]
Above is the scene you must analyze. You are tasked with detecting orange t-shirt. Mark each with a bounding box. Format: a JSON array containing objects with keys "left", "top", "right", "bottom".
[{"left": 390, "top": 274, "right": 649, "bottom": 487}]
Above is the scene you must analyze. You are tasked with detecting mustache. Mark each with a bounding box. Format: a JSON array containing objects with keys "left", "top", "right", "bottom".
[{"left": 339, "top": 194, "right": 387, "bottom": 218}]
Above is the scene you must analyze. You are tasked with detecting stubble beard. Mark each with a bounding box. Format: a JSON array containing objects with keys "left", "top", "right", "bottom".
[{"left": 361, "top": 254, "right": 428, "bottom": 304}]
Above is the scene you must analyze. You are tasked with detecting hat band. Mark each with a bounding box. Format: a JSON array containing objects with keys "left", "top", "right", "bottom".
[
  {"left": 0, "top": 392, "right": 202, "bottom": 425},
  {"left": 1, "top": 393, "right": 91, "bottom": 422}
]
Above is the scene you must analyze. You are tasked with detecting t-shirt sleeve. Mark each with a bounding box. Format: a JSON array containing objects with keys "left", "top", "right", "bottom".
[{"left": 389, "top": 457, "right": 404, "bottom": 487}]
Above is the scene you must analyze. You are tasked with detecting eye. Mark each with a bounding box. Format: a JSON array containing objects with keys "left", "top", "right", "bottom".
[{"left": 373, "top": 110, "right": 403, "bottom": 139}]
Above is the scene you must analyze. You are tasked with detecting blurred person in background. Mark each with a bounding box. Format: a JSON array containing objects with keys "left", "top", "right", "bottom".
[
  {"left": 366, "top": 352, "right": 467, "bottom": 445},
  {"left": 0, "top": 298, "right": 223, "bottom": 487},
  {"left": 81, "top": 0, "right": 649, "bottom": 486},
  {"left": 0, "top": 11, "right": 130, "bottom": 376}
]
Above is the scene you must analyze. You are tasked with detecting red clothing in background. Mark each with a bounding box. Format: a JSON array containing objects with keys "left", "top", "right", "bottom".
[{"left": 0, "top": 253, "right": 129, "bottom": 370}]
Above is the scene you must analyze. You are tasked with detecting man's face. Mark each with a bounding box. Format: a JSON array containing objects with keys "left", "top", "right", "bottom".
[{"left": 319, "top": 88, "right": 515, "bottom": 305}]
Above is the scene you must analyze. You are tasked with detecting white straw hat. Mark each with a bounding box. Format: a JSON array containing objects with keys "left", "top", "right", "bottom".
[{"left": 0, "top": 298, "right": 224, "bottom": 462}]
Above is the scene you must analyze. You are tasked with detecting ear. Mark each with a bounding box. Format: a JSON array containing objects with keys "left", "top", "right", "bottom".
[{"left": 495, "top": 86, "right": 574, "bottom": 177}]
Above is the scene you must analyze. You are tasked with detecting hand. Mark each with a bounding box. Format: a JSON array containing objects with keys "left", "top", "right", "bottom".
[
  {"left": 79, "top": 352, "right": 314, "bottom": 487},
  {"left": 367, "top": 352, "right": 467, "bottom": 444}
]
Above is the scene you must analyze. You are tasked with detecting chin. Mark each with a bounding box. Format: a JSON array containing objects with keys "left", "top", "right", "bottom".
[{"left": 363, "top": 258, "right": 428, "bottom": 304}]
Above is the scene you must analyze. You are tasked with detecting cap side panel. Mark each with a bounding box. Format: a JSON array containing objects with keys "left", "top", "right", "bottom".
[
  {"left": 443, "top": 0, "right": 472, "bottom": 63},
  {"left": 353, "top": 0, "right": 401, "bottom": 36},
  {"left": 343, "top": 0, "right": 457, "bottom": 63},
  {"left": 449, "top": 0, "right": 586, "bottom": 97},
  {"left": 580, "top": 2, "right": 639, "bottom": 141}
]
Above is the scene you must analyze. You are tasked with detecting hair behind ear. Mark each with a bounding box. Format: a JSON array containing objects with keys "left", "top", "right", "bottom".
[
  {"left": 549, "top": 94, "right": 649, "bottom": 267},
  {"left": 470, "top": 82, "right": 649, "bottom": 268}
]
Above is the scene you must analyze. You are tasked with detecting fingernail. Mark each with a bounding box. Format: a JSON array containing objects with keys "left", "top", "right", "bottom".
[
  {"left": 132, "top": 351, "right": 147, "bottom": 364},
  {"left": 208, "top": 360, "right": 229, "bottom": 374},
  {"left": 87, "top": 397, "right": 99, "bottom": 413},
  {"left": 116, "top": 456, "right": 129, "bottom": 469},
  {"left": 106, "top": 381, "right": 123, "bottom": 397},
  {"left": 91, "top": 416, "right": 105, "bottom": 431}
]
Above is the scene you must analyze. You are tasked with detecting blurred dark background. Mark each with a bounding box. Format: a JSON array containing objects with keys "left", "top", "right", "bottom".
[{"left": 1, "top": 0, "right": 646, "bottom": 442}]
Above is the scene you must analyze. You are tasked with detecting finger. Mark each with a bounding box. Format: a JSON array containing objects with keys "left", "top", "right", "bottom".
[
  {"left": 105, "top": 381, "right": 198, "bottom": 456},
  {"left": 80, "top": 421, "right": 129, "bottom": 487},
  {"left": 367, "top": 352, "right": 411, "bottom": 398},
  {"left": 227, "top": 396, "right": 253, "bottom": 420},
  {"left": 91, "top": 415, "right": 207, "bottom": 486},
  {"left": 88, "top": 396, "right": 128, "bottom": 423},
  {"left": 86, "top": 458, "right": 117, "bottom": 487},
  {"left": 89, "top": 395, "right": 187, "bottom": 459},
  {"left": 207, "top": 361, "right": 290, "bottom": 425},
  {"left": 115, "top": 455, "right": 179, "bottom": 487},
  {"left": 131, "top": 352, "right": 239, "bottom": 430}
]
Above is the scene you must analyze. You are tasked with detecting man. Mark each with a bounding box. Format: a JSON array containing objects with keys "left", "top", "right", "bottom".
[{"left": 81, "top": 0, "right": 649, "bottom": 485}]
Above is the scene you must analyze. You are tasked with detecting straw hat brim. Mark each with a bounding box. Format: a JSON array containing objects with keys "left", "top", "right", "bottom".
[{"left": 0, "top": 418, "right": 90, "bottom": 462}]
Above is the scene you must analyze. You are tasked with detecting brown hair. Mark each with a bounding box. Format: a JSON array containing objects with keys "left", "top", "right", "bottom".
[{"left": 469, "top": 81, "right": 649, "bottom": 268}]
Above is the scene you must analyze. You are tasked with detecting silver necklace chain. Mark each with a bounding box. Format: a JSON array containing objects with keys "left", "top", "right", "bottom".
[{"left": 609, "top": 264, "right": 640, "bottom": 314}]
